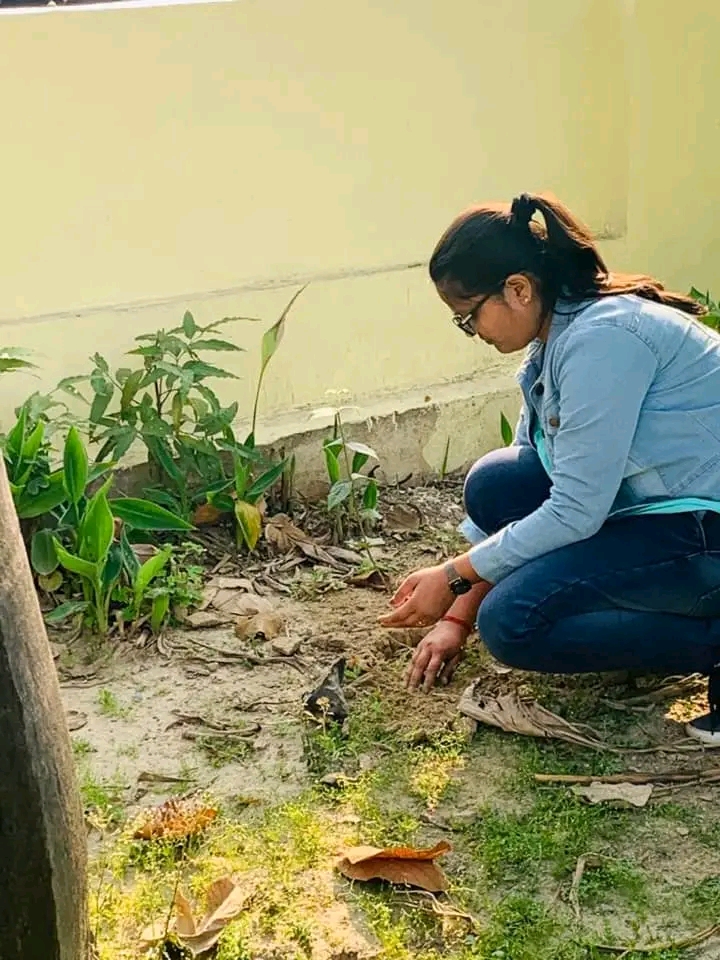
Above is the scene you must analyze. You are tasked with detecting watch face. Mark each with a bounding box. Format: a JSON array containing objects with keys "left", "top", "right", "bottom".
[{"left": 451, "top": 578, "right": 472, "bottom": 596}]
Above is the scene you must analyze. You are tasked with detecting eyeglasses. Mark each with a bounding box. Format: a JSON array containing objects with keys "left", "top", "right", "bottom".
[{"left": 450, "top": 290, "right": 497, "bottom": 338}]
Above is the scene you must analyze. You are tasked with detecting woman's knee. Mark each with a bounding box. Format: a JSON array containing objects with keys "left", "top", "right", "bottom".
[
  {"left": 477, "top": 586, "right": 538, "bottom": 669},
  {"left": 463, "top": 445, "right": 550, "bottom": 536}
]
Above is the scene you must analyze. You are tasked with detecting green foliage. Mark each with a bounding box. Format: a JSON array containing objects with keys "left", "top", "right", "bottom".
[
  {"left": 0, "top": 347, "right": 37, "bottom": 375},
  {"left": 321, "top": 413, "right": 380, "bottom": 541},
  {"left": 87, "top": 312, "right": 247, "bottom": 516},
  {"left": 690, "top": 287, "right": 720, "bottom": 330},
  {"left": 500, "top": 411, "right": 514, "bottom": 447}
]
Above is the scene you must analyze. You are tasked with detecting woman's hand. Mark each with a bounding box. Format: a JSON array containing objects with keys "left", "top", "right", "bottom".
[
  {"left": 377, "top": 565, "right": 454, "bottom": 629},
  {"left": 405, "top": 620, "right": 469, "bottom": 692}
]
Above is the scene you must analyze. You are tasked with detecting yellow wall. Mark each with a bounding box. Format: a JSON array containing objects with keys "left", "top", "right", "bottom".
[{"left": 0, "top": 0, "right": 716, "bottom": 460}]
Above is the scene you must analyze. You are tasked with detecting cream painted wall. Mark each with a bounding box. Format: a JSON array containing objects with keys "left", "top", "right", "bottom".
[{"left": 0, "top": 0, "right": 629, "bottom": 449}]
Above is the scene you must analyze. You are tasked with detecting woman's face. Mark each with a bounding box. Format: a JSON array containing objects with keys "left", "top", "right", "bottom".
[{"left": 437, "top": 274, "right": 549, "bottom": 353}]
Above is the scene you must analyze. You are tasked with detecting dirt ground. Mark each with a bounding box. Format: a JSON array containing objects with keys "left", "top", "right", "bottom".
[{"left": 54, "top": 483, "right": 720, "bottom": 960}]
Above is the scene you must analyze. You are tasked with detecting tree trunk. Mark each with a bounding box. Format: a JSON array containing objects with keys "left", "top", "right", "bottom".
[{"left": 0, "top": 457, "right": 87, "bottom": 959}]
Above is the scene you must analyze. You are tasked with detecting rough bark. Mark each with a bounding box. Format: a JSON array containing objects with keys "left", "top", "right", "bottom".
[{"left": 0, "top": 457, "right": 87, "bottom": 960}]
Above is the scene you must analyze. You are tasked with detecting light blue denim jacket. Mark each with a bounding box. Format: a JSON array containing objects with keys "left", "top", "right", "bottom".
[{"left": 463, "top": 294, "right": 720, "bottom": 583}]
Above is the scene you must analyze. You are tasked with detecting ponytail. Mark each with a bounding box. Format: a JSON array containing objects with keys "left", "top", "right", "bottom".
[{"left": 430, "top": 192, "right": 706, "bottom": 318}]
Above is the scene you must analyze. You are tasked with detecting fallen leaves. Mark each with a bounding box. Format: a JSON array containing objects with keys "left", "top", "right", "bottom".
[
  {"left": 304, "top": 658, "right": 349, "bottom": 724},
  {"left": 265, "top": 513, "right": 363, "bottom": 569},
  {"left": 131, "top": 798, "right": 218, "bottom": 843},
  {"left": 337, "top": 841, "right": 451, "bottom": 892},
  {"left": 458, "top": 682, "right": 613, "bottom": 751},
  {"left": 140, "top": 874, "right": 261, "bottom": 956},
  {"left": 571, "top": 782, "right": 653, "bottom": 808}
]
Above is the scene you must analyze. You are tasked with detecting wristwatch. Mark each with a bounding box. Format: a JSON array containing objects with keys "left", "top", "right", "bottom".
[{"left": 444, "top": 561, "right": 473, "bottom": 596}]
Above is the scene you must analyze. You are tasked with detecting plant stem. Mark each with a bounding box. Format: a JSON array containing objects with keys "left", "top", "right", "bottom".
[{"left": 336, "top": 413, "right": 376, "bottom": 570}]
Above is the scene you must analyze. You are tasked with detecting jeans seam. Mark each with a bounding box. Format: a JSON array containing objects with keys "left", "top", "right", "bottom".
[{"left": 521, "top": 549, "right": 709, "bottom": 635}]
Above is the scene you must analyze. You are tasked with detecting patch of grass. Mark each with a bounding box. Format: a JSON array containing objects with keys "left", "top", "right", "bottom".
[
  {"left": 80, "top": 768, "right": 126, "bottom": 826},
  {"left": 97, "top": 688, "right": 131, "bottom": 719},
  {"left": 195, "top": 734, "right": 253, "bottom": 768},
  {"left": 577, "top": 858, "right": 648, "bottom": 910},
  {"left": 461, "top": 789, "right": 631, "bottom": 888},
  {"left": 686, "top": 875, "right": 720, "bottom": 925},
  {"left": 408, "top": 731, "right": 466, "bottom": 810},
  {"left": 72, "top": 737, "right": 94, "bottom": 758}
]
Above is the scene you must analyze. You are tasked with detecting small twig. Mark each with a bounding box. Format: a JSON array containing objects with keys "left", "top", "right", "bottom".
[
  {"left": 397, "top": 890, "right": 479, "bottom": 928},
  {"left": 535, "top": 769, "right": 720, "bottom": 786},
  {"left": 594, "top": 922, "right": 720, "bottom": 954}
]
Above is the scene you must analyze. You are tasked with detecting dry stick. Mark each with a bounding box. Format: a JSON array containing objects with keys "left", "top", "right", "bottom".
[
  {"left": 595, "top": 922, "right": 720, "bottom": 954},
  {"left": 535, "top": 769, "right": 720, "bottom": 786}
]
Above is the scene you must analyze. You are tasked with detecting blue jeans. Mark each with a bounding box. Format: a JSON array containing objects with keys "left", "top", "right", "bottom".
[{"left": 466, "top": 446, "right": 720, "bottom": 676}]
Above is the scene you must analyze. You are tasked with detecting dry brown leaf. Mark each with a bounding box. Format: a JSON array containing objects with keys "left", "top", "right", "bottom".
[
  {"left": 266, "top": 514, "right": 348, "bottom": 569},
  {"left": 348, "top": 568, "right": 391, "bottom": 591},
  {"left": 132, "top": 543, "right": 159, "bottom": 563},
  {"left": 140, "top": 874, "right": 261, "bottom": 956},
  {"left": 213, "top": 592, "right": 274, "bottom": 618},
  {"left": 192, "top": 503, "right": 225, "bottom": 526},
  {"left": 186, "top": 610, "right": 232, "bottom": 629},
  {"left": 384, "top": 503, "right": 423, "bottom": 533},
  {"left": 337, "top": 842, "right": 451, "bottom": 892},
  {"left": 458, "top": 682, "right": 612, "bottom": 751},
  {"left": 131, "top": 798, "right": 218, "bottom": 842},
  {"left": 572, "top": 782, "right": 653, "bottom": 807},
  {"left": 234, "top": 612, "right": 284, "bottom": 642},
  {"left": 209, "top": 576, "right": 255, "bottom": 592}
]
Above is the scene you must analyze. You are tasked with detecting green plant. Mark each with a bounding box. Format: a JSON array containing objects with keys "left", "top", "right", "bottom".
[
  {"left": 0, "top": 347, "right": 36, "bottom": 376},
  {"left": 690, "top": 287, "right": 720, "bottom": 330},
  {"left": 88, "top": 292, "right": 303, "bottom": 549},
  {"left": 321, "top": 411, "right": 380, "bottom": 542},
  {"left": 5, "top": 422, "right": 194, "bottom": 636},
  {"left": 500, "top": 412, "right": 513, "bottom": 446},
  {"left": 87, "top": 311, "right": 246, "bottom": 517}
]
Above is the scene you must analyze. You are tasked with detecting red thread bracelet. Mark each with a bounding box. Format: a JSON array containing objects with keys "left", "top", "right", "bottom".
[{"left": 442, "top": 614, "right": 474, "bottom": 632}]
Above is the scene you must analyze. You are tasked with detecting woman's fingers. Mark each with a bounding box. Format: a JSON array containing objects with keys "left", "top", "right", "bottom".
[
  {"left": 422, "top": 654, "right": 445, "bottom": 693},
  {"left": 440, "top": 654, "right": 462, "bottom": 686},
  {"left": 390, "top": 572, "right": 420, "bottom": 607},
  {"left": 405, "top": 643, "right": 432, "bottom": 691},
  {"left": 379, "top": 599, "right": 427, "bottom": 628}
]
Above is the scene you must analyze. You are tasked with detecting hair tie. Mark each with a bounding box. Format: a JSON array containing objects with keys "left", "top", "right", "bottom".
[{"left": 510, "top": 193, "right": 537, "bottom": 229}]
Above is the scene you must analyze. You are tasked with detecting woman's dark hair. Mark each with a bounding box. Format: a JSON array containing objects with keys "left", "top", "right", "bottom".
[{"left": 429, "top": 192, "right": 706, "bottom": 317}]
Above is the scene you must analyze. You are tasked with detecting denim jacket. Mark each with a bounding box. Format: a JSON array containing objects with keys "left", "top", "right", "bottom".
[{"left": 463, "top": 294, "right": 720, "bottom": 583}]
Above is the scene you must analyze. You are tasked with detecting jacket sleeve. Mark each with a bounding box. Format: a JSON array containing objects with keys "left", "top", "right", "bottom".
[
  {"left": 514, "top": 403, "right": 532, "bottom": 447},
  {"left": 468, "top": 323, "right": 658, "bottom": 583}
]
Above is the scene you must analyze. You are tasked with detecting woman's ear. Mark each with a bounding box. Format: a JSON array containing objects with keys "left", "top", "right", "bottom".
[{"left": 504, "top": 274, "right": 534, "bottom": 307}]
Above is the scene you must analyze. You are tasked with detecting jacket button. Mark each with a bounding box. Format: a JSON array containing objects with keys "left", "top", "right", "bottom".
[{"left": 549, "top": 417, "right": 560, "bottom": 428}]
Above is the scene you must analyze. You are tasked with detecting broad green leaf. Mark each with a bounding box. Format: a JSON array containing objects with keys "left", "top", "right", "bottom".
[
  {"left": 6, "top": 406, "right": 27, "bottom": 459},
  {"left": 261, "top": 285, "right": 306, "bottom": 370},
  {"left": 183, "top": 310, "right": 197, "bottom": 339},
  {"left": 21, "top": 421, "right": 45, "bottom": 461},
  {"left": 87, "top": 460, "right": 118, "bottom": 484},
  {"left": 15, "top": 471, "right": 68, "bottom": 519},
  {"left": 121, "top": 369, "right": 144, "bottom": 412},
  {"left": 110, "top": 498, "right": 192, "bottom": 530},
  {"left": 101, "top": 543, "right": 123, "bottom": 590},
  {"left": 38, "top": 570, "right": 63, "bottom": 593},
  {"left": 234, "top": 500, "right": 262, "bottom": 551},
  {"left": 352, "top": 452, "right": 369, "bottom": 474},
  {"left": 183, "top": 360, "right": 238, "bottom": 381},
  {"left": 323, "top": 444, "right": 341, "bottom": 485},
  {"left": 89, "top": 391, "right": 112, "bottom": 425},
  {"left": 363, "top": 478, "right": 378, "bottom": 511},
  {"left": 0, "top": 357, "right": 37, "bottom": 373},
  {"left": 190, "top": 338, "right": 243, "bottom": 352},
  {"left": 328, "top": 480, "right": 353, "bottom": 511},
  {"left": 91, "top": 353, "right": 110, "bottom": 374},
  {"left": 135, "top": 547, "right": 171, "bottom": 598},
  {"left": 63, "top": 426, "right": 89, "bottom": 505},
  {"left": 54, "top": 541, "right": 98, "bottom": 582},
  {"left": 146, "top": 437, "right": 184, "bottom": 485},
  {"left": 171, "top": 393, "right": 184, "bottom": 431},
  {"left": 79, "top": 487, "right": 114, "bottom": 564},
  {"left": 120, "top": 529, "right": 141, "bottom": 582},
  {"left": 234, "top": 456, "right": 250, "bottom": 499},
  {"left": 150, "top": 592, "right": 170, "bottom": 633},
  {"left": 345, "top": 441, "right": 378, "bottom": 460},
  {"left": 208, "top": 492, "right": 235, "bottom": 513},
  {"left": 44, "top": 600, "right": 89, "bottom": 624},
  {"left": 500, "top": 412, "right": 514, "bottom": 447},
  {"left": 141, "top": 487, "right": 184, "bottom": 513},
  {"left": 31, "top": 529, "right": 59, "bottom": 575},
  {"left": 245, "top": 460, "right": 287, "bottom": 503}
]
